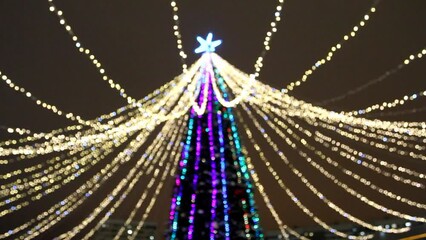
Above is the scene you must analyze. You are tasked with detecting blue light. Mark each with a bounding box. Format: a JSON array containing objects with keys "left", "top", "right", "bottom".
[{"left": 194, "top": 32, "right": 222, "bottom": 54}]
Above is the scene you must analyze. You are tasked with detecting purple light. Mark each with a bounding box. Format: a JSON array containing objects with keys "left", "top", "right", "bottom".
[
  {"left": 169, "top": 72, "right": 207, "bottom": 239},
  {"left": 187, "top": 123, "right": 202, "bottom": 239},
  {"left": 206, "top": 65, "right": 219, "bottom": 240}
]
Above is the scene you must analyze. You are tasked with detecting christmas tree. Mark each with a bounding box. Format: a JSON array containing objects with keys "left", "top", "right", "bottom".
[{"left": 167, "top": 34, "right": 263, "bottom": 239}]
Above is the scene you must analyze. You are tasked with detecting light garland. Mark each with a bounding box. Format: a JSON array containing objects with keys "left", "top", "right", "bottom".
[
  {"left": 347, "top": 90, "right": 426, "bottom": 116},
  {"left": 0, "top": 126, "right": 31, "bottom": 135},
  {"left": 256, "top": 100, "right": 425, "bottom": 189},
  {"left": 191, "top": 66, "right": 209, "bottom": 116},
  {"left": 216, "top": 109, "right": 231, "bottom": 239},
  {"left": 47, "top": 0, "right": 136, "bottom": 104},
  {"left": 312, "top": 132, "right": 426, "bottom": 209},
  {"left": 365, "top": 106, "right": 426, "bottom": 118},
  {"left": 219, "top": 78, "right": 263, "bottom": 238},
  {"left": 319, "top": 48, "right": 426, "bottom": 105},
  {"left": 256, "top": 97, "right": 426, "bottom": 170},
  {"left": 311, "top": 117, "right": 426, "bottom": 162},
  {"left": 253, "top": 0, "right": 285, "bottom": 78},
  {"left": 226, "top": 72, "right": 425, "bottom": 190},
  {"left": 112, "top": 115, "right": 186, "bottom": 240},
  {"left": 0, "top": 114, "right": 162, "bottom": 239},
  {"left": 0, "top": 3, "right": 424, "bottom": 237},
  {"left": 186, "top": 118, "right": 202, "bottom": 240},
  {"left": 243, "top": 104, "right": 413, "bottom": 236},
  {"left": 210, "top": 53, "right": 256, "bottom": 108},
  {"left": 169, "top": 108, "right": 197, "bottom": 239},
  {"left": 220, "top": 67, "right": 426, "bottom": 213},
  {"left": 207, "top": 77, "right": 219, "bottom": 240},
  {"left": 0, "top": 115, "right": 143, "bottom": 217},
  {"left": 0, "top": 143, "right": 114, "bottom": 214},
  {"left": 0, "top": 71, "right": 92, "bottom": 126},
  {"left": 127, "top": 132, "right": 183, "bottom": 240},
  {"left": 169, "top": 0, "right": 188, "bottom": 72},
  {"left": 39, "top": 119, "right": 180, "bottom": 240},
  {"left": 0, "top": 67, "right": 187, "bottom": 157},
  {"left": 238, "top": 107, "right": 375, "bottom": 239},
  {"left": 283, "top": 2, "right": 380, "bottom": 92},
  {"left": 245, "top": 103, "right": 425, "bottom": 227},
  {"left": 84, "top": 117, "right": 186, "bottom": 240},
  {"left": 168, "top": 0, "right": 285, "bottom": 79},
  {"left": 206, "top": 52, "right": 421, "bottom": 238},
  {"left": 214, "top": 56, "right": 426, "bottom": 135},
  {"left": 244, "top": 151, "right": 301, "bottom": 240}
]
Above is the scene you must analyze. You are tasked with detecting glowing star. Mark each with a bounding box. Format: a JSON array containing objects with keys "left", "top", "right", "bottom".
[{"left": 194, "top": 32, "right": 222, "bottom": 54}]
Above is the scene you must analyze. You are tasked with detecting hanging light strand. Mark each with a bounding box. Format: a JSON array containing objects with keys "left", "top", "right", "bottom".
[
  {"left": 245, "top": 103, "right": 426, "bottom": 226},
  {"left": 0, "top": 117, "right": 160, "bottom": 239},
  {"left": 242, "top": 152, "right": 301, "bottom": 240},
  {"left": 24, "top": 118, "right": 177, "bottom": 240},
  {"left": 169, "top": 0, "right": 188, "bottom": 72},
  {"left": 82, "top": 117, "right": 186, "bottom": 240},
  {"left": 210, "top": 53, "right": 256, "bottom": 108},
  {"left": 257, "top": 101, "right": 425, "bottom": 188},
  {"left": 111, "top": 115, "right": 187, "bottom": 240},
  {"left": 283, "top": 1, "right": 380, "bottom": 92},
  {"left": 247, "top": 93, "right": 426, "bottom": 186},
  {"left": 256, "top": 103, "right": 426, "bottom": 209},
  {"left": 47, "top": 0, "right": 136, "bottom": 104},
  {"left": 127, "top": 126, "right": 184, "bottom": 240},
  {"left": 253, "top": 0, "right": 285, "bottom": 79},
  {"left": 238, "top": 106, "right": 375, "bottom": 239},
  {"left": 0, "top": 141, "right": 118, "bottom": 214},
  {"left": 220, "top": 56, "right": 426, "bottom": 133},
  {"left": 319, "top": 48, "right": 426, "bottom": 105},
  {"left": 243, "top": 103, "right": 415, "bottom": 235},
  {"left": 0, "top": 71, "right": 93, "bottom": 127},
  {"left": 168, "top": 0, "right": 285, "bottom": 79},
  {"left": 224, "top": 69, "right": 426, "bottom": 211},
  {"left": 346, "top": 90, "right": 426, "bottom": 116},
  {"left": 0, "top": 126, "right": 31, "bottom": 136}
]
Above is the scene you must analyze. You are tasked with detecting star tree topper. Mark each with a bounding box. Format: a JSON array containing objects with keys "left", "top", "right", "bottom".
[{"left": 194, "top": 32, "right": 222, "bottom": 54}]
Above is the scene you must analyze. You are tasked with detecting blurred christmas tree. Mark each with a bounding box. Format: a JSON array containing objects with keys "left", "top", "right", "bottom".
[{"left": 168, "top": 34, "right": 263, "bottom": 239}]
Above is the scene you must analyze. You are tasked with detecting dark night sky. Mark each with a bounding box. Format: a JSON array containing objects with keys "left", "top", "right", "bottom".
[{"left": 0, "top": 0, "right": 425, "bottom": 238}]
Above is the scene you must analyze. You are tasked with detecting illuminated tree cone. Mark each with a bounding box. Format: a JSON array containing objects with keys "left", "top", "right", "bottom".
[{"left": 167, "top": 68, "right": 263, "bottom": 239}]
